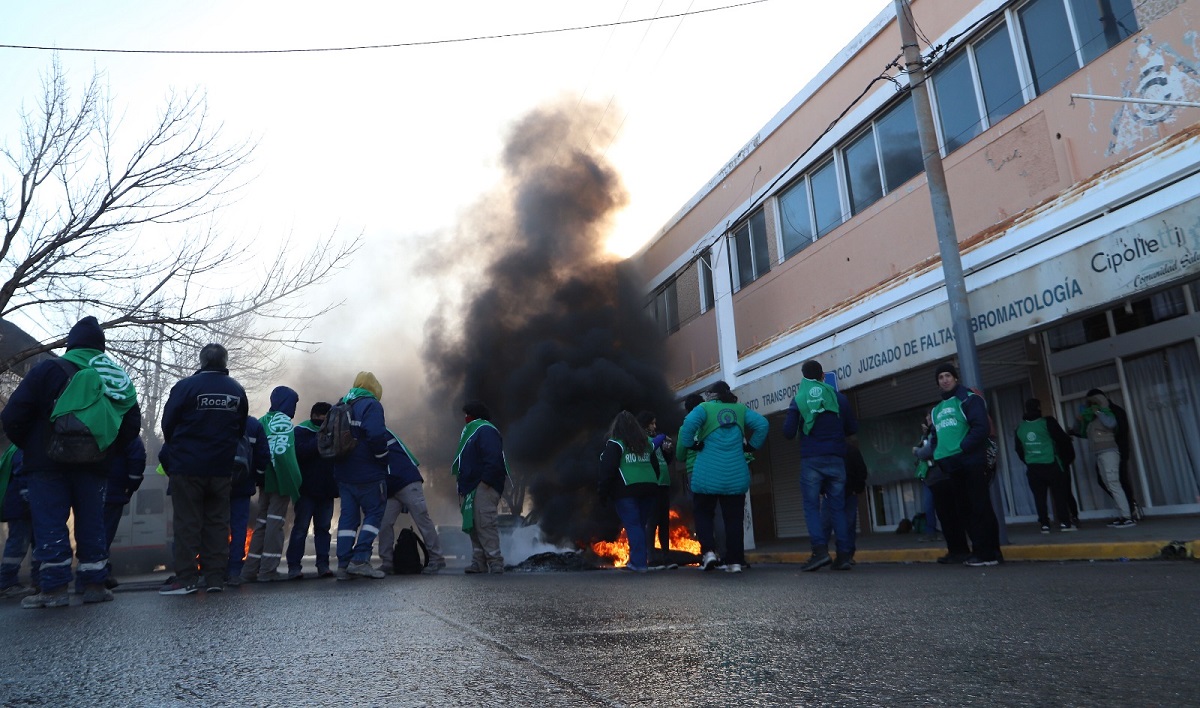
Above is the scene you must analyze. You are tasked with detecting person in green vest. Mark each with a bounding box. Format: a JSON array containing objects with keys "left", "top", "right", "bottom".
[
  {"left": 1014, "top": 398, "right": 1076, "bottom": 533},
  {"left": 677, "top": 381, "right": 768, "bottom": 574},
  {"left": 598, "top": 410, "right": 663, "bottom": 572},
  {"left": 453, "top": 400, "right": 508, "bottom": 574},
  {"left": 241, "top": 386, "right": 302, "bottom": 583},
  {"left": 928, "top": 362, "right": 1001, "bottom": 567},
  {"left": 636, "top": 410, "right": 674, "bottom": 568}
]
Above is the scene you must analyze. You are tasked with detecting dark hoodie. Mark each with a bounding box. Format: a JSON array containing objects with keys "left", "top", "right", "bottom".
[
  {"left": 1, "top": 317, "right": 141, "bottom": 475},
  {"left": 269, "top": 386, "right": 298, "bottom": 419},
  {"left": 160, "top": 359, "right": 249, "bottom": 477}
]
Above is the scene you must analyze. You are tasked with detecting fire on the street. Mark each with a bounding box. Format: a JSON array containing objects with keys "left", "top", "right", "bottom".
[{"left": 592, "top": 510, "right": 700, "bottom": 567}]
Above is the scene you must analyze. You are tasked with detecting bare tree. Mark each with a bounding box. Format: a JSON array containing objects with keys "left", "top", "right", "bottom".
[{"left": 0, "top": 61, "right": 357, "bottom": 390}]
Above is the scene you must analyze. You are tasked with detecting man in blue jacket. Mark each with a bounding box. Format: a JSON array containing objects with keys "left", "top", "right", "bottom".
[
  {"left": 287, "top": 402, "right": 338, "bottom": 579},
  {"left": 453, "top": 401, "right": 507, "bottom": 574},
  {"left": 378, "top": 428, "right": 445, "bottom": 574},
  {"left": 783, "top": 360, "right": 859, "bottom": 572},
  {"left": 226, "top": 415, "right": 268, "bottom": 586},
  {"left": 159, "top": 343, "right": 249, "bottom": 595},
  {"left": 1, "top": 316, "right": 142, "bottom": 608},
  {"left": 101, "top": 436, "right": 147, "bottom": 589},
  {"left": 333, "top": 372, "right": 389, "bottom": 580},
  {"left": 928, "top": 362, "right": 1000, "bottom": 567}
]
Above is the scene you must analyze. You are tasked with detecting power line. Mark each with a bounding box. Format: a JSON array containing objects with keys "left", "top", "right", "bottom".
[{"left": 0, "top": 0, "right": 769, "bottom": 55}]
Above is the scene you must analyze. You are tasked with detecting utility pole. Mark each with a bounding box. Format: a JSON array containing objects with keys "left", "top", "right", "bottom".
[
  {"left": 894, "top": 0, "right": 1007, "bottom": 544},
  {"left": 893, "top": 0, "right": 983, "bottom": 391}
]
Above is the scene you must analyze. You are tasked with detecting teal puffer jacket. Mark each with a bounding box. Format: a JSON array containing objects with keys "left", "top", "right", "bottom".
[{"left": 678, "top": 403, "right": 769, "bottom": 495}]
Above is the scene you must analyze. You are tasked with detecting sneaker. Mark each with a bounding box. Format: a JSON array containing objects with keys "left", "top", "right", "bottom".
[
  {"left": 936, "top": 552, "right": 971, "bottom": 565},
  {"left": 831, "top": 556, "right": 853, "bottom": 571},
  {"left": 1040, "top": 525, "right": 1051, "bottom": 534},
  {"left": 800, "top": 551, "right": 832, "bottom": 572},
  {"left": 725, "top": 563, "right": 743, "bottom": 574},
  {"left": 159, "top": 581, "right": 199, "bottom": 595},
  {"left": 1108, "top": 518, "right": 1137, "bottom": 528},
  {"left": 335, "top": 568, "right": 353, "bottom": 581},
  {"left": 82, "top": 584, "right": 114, "bottom": 604},
  {"left": 22, "top": 588, "right": 70, "bottom": 609},
  {"left": 347, "top": 562, "right": 386, "bottom": 579},
  {"left": 701, "top": 551, "right": 719, "bottom": 571},
  {"left": 963, "top": 556, "right": 1000, "bottom": 567},
  {"left": 225, "top": 575, "right": 245, "bottom": 587},
  {"left": 0, "top": 584, "right": 36, "bottom": 600},
  {"left": 316, "top": 569, "right": 335, "bottom": 579},
  {"left": 422, "top": 560, "right": 446, "bottom": 575},
  {"left": 1059, "top": 523, "right": 1077, "bottom": 532},
  {"left": 287, "top": 571, "right": 304, "bottom": 581}
]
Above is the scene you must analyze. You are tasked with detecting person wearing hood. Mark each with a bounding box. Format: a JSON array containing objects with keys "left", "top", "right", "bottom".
[
  {"left": 927, "top": 362, "right": 1001, "bottom": 567},
  {"left": 782, "top": 360, "right": 858, "bottom": 572},
  {"left": 1072, "top": 389, "right": 1135, "bottom": 527},
  {"left": 677, "top": 381, "right": 768, "bottom": 574},
  {"left": 241, "top": 386, "right": 302, "bottom": 583},
  {"left": 1014, "top": 398, "right": 1076, "bottom": 533},
  {"left": 286, "top": 402, "right": 338, "bottom": 579},
  {"left": 158, "top": 343, "right": 249, "bottom": 595},
  {"left": 332, "top": 371, "right": 389, "bottom": 580},
  {"left": 1, "top": 316, "right": 142, "bottom": 608}
]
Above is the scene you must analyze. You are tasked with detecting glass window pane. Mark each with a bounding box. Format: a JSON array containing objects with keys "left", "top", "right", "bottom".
[
  {"left": 750, "top": 210, "right": 771, "bottom": 277},
  {"left": 779, "top": 179, "right": 814, "bottom": 258},
  {"left": 1071, "top": 0, "right": 1137, "bottom": 64},
  {"left": 843, "top": 128, "right": 883, "bottom": 215},
  {"left": 1019, "top": 0, "right": 1080, "bottom": 95},
  {"left": 876, "top": 95, "right": 924, "bottom": 192},
  {"left": 733, "top": 225, "right": 754, "bottom": 288},
  {"left": 933, "top": 51, "right": 982, "bottom": 153},
  {"left": 974, "top": 23, "right": 1025, "bottom": 125},
  {"left": 1046, "top": 311, "right": 1110, "bottom": 352},
  {"left": 700, "top": 249, "right": 714, "bottom": 310},
  {"left": 811, "top": 159, "right": 842, "bottom": 237},
  {"left": 1111, "top": 288, "right": 1187, "bottom": 333}
]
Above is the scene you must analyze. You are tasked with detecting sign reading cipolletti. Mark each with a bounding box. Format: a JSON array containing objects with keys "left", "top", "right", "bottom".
[{"left": 737, "top": 197, "right": 1200, "bottom": 414}]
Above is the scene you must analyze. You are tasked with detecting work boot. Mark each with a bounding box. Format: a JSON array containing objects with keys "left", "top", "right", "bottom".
[
  {"left": 831, "top": 555, "right": 853, "bottom": 571},
  {"left": 488, "top": 563, "right": 505, "bottom": 575},
  {"left": 800, "top": 547, "right": 832, "bottom": 572},
  {"left": 82, "top": 584, "right": 114, "bottom": 603},
  {"left": 464, "top": 564, "right": 487, "bottom": 574},
  {"left": 23, "top": 587, "right": 70, "bottom": 609}
]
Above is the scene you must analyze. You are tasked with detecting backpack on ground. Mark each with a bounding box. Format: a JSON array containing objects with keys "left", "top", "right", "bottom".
[
  {"left": 317, "top": 401, "right": 357, "bottom": 459},
  {"left": 393, "top": 526, "right": 429, "bottom": 575},
  {"left": 46, "top": 359, "right": 107, "bottom": 465}
]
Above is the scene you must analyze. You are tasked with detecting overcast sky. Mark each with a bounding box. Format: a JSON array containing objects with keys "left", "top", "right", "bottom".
[{"left": 0, "top": 0, "right": 890, "bottom": 397}]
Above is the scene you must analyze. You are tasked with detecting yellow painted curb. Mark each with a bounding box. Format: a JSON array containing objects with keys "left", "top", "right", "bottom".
[{"left": 747, "top": 539, "right": 1198, "bottom": 565}]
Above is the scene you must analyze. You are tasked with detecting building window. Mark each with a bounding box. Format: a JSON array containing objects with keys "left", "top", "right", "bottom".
[
  {"left": 974, "top": 22, "right": 1024, "bottom": 125},
  {"left": 843, "top": 128, "right": 883, "bottom": 216},
  {"left": 876, "top": 94, "right": 924, "bottom": 192},
  {"left": 1111, "top": 288, "right": 1187, "bottom": 334},
  {"left": 811, "top": 158, "right": 843, "bottom": 237},
  {"left": 1018, "top": 0, "right": 1138, "bottom": 96},
  {"left": 933, "top": 50, "right": 983, "bottom": 153},
  {"left": 732, "top": 209, "right": 771, "bottom": 290},
  {"left": 650, "top": 280, "right": 680, "bottom": 336},
  {"left": 778, "top": 178, "right": 815, "bottom": 258},
  {"left": 1046, "top": 311, "right": 1110, "bottom": 352},
  {"left": 700, "top": 248, "right": 715, "bottom": 311}
]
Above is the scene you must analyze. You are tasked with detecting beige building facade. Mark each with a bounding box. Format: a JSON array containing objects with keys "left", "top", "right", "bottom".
[{"left": 636, "top": 0, "right": 1200, "bottom": 544}]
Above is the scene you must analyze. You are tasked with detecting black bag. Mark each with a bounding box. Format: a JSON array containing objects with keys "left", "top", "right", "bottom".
[
  {"left": 45, "top": 359, "right": 107, "bottom": 465},
  {"left": 393, "top": 526, "right": 429, "bottom": 575},
  {"left": 317, "top": 401, "right": 357, "bottom": 459}
]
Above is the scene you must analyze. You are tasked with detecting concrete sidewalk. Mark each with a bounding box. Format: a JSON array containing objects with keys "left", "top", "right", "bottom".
[{"left": 748, "top": 514, "right": 1200, "bottom": 564}]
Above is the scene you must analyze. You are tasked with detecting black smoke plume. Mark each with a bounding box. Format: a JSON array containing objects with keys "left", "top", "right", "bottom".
[{"left": 422, "top": 99, "right": 680, "bottom": 545}]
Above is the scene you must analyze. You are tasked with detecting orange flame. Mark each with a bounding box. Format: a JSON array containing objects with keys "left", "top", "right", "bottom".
[{"left": 592, "top": 510, "right": 699, "bottom": 567}]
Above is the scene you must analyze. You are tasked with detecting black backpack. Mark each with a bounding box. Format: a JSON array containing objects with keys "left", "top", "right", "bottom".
[
  {"left": 231, "top": 434, "right": 253, "bottom": 485},
  {"left": 393, "top": 526, "right": 429, "bottom": 575},
  {"left": 317, "top": 401, "right": 357, "bottom": 459},
  {"left": 45, "top": 359, "right": 108, "bottom": 465}
]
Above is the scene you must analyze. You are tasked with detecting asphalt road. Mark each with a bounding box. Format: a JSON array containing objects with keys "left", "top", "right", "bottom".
[{"left": 2, "top": 560, "right": 1197, "bottom": 707}]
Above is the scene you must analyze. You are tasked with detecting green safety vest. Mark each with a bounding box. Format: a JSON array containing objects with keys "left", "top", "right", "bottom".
[
  {"left": 611, "top": 438, "right": 658, "bottom": 486},
  {"left": 932, "top": 394, "right": 971, "bottom": 461},
  {"left": 1016, "top": 418, "right": 1057, "bottom": 465},
  {"left": 696, "top": 401, "right": 746, "bottom": 441},
  {"left": 794, "top": 378, "right": 839, "bottom": 435}
]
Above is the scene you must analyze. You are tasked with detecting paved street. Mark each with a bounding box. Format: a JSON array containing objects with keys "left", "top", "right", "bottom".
[{"left": 2, "top": 561, "right": 1197, "bottom": 707}]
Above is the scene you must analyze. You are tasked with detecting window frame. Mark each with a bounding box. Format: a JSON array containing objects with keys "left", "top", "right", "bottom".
[{"left": 729, "top": 208, "right": 772, "bottom": 291}]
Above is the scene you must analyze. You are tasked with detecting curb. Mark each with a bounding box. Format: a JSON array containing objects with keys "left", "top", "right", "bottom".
[{"left": 747, "top": 539, "right": 1197, "bottom": 565}]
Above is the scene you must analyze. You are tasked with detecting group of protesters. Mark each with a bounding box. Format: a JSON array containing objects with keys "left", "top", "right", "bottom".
[{"left": 0, "top": 316, "right": 511, "bottom": 609}]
